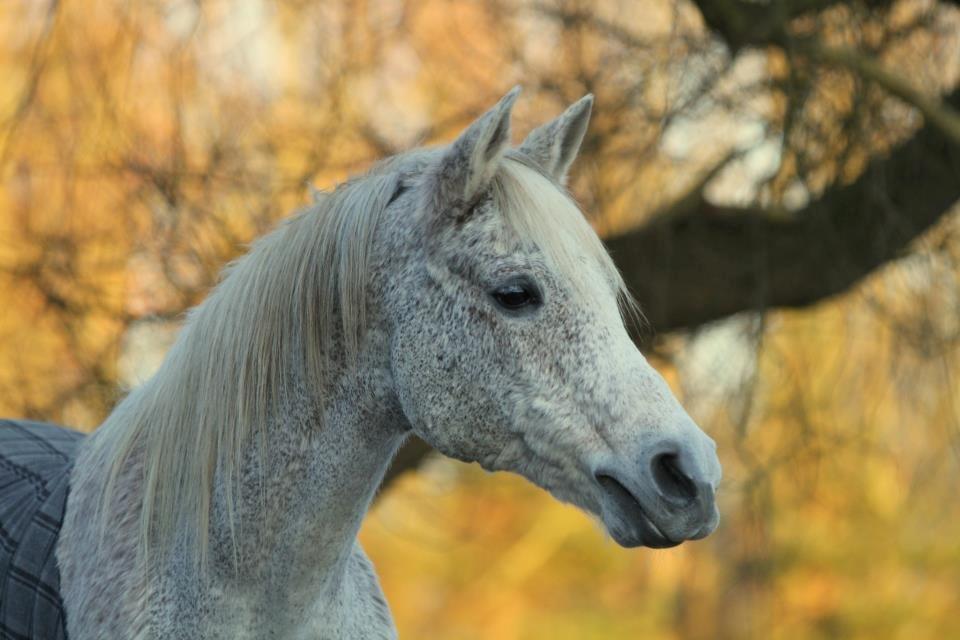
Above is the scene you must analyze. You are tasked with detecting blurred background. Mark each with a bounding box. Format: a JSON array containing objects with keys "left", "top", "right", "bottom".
[{"left": 2, "top": 0, "right": 960, "bottom": 637}]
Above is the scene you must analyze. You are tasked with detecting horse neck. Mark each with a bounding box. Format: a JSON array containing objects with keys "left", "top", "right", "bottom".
[{"left": 208, "top": 335, "right": 410, "bottom": 589}]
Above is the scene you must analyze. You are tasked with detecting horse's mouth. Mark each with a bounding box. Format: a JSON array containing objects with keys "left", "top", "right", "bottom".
[{"left": 595, "top": 473, "right": 682, "bottom": 549}]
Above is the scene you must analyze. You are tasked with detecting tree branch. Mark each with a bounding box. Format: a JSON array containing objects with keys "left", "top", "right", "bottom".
[
  {"left": 689, "top": 0, "right": 896, "bottom": 52},
  {"left": 608, "top": 86, "right": 960, "bottom": 335},
  {"left": 802, "top": 42, "right": 960, "bottom": 146}
]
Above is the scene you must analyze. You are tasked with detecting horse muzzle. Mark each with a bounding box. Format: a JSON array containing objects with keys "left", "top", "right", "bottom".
[{"left": 593, "top": 440, "right": 720, "bottom": 548}]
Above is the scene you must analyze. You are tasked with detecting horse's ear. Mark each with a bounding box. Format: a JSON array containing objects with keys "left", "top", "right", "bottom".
[
  {"left": 434, "top": 86, "right": 520, "bottom": 207},
  {"left": 518, "top": 94, "right": 593, "bottom": 184}
]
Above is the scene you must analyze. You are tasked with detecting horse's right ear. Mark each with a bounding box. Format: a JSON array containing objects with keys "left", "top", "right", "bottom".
[{"left": 433, "top": 87, "right": 521, "bottom": 209}]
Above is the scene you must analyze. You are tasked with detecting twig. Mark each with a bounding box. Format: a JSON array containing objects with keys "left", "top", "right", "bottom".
[{"left": 802, "top": 42, "right": 960, "bottom": 146}]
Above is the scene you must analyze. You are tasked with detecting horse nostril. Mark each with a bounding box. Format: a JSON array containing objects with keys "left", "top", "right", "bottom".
[{"left": 651, "top": 452, "right": 699, "bottom": 504}]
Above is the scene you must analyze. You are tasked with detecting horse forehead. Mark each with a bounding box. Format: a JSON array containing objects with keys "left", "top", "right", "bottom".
[
  {"left": 426, "top": 201, "right": 516, "bottom": 255},
  {"left": 438, "top": 211, "right": 617, "bottom": 303}
]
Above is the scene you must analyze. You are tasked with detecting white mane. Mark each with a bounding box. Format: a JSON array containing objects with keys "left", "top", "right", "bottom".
[
  {"left": 92, "top": 153, "right": 635, "bottom": 567},
  {"left": 95, "top": 168, "right": 399, "bottom": 566}
]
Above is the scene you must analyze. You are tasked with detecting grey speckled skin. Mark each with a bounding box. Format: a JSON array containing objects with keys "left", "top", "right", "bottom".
[{"left": 56, "top": 89, "right": 721, "bottom": 639}]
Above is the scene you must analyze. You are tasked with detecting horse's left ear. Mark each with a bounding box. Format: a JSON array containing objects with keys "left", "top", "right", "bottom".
[
  {"left": 518, "top": 94, "right": 593, "bottom": 184},
  {"left": 434, "top": 86, "right": 521, "bottom": 208}
]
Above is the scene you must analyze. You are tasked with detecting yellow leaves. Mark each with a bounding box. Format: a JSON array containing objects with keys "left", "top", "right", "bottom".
[{"left": 2, "top": 0, "right": 960, "bottom": 636}]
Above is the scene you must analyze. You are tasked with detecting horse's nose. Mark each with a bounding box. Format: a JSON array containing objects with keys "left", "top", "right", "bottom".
[
  {"left": 649, "top": 447, "right": 716, "bottom": 514},
  {"left": 592, "top": 434, "right": 721, "bottom": 546}
]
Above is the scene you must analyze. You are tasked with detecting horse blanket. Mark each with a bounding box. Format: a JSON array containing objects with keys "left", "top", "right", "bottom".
[{"left": 0, "top": 420, "right": 84, "bottom": 640}]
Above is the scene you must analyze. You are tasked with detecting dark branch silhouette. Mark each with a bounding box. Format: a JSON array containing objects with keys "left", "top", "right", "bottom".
[{"left": 611, "top": 86, "right": 960, "bottom": 335}]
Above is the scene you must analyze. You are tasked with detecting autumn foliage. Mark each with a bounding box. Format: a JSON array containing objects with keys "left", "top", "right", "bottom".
[{"left": 2, "top": 0, "right": 959, "bottom": 637}]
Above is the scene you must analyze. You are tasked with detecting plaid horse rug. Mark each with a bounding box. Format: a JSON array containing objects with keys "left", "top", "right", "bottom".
[{"left": 0, "top": 420, "right": 84, "bottom": 640}]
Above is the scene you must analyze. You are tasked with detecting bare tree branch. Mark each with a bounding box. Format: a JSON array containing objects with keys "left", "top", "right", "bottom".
[
  {"left": 689, "top": 0, "right": 896, "bottom": 52},
  {"left": 802, "top": 42, "right": 960, "bottom": 146},
  {"left": 609, "top": 86, "right": 960, "bottom": 335}
]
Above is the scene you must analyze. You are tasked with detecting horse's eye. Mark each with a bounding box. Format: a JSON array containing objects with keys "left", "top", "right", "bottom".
[{"left": 491, "top": 280, "right": 542, "bottom": 312}]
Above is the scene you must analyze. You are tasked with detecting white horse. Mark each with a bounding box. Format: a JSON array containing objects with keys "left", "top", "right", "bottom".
[{"left": 53, "top": 88, "right": 721, "bottom": 639}]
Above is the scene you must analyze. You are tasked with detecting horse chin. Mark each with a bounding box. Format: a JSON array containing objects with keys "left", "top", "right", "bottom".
[
  {"left": 595, "top": 475, "right": 685, "bottom": 549},
  {"left": 603, "top": 518, "right": 683, "bottom": 549}
]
